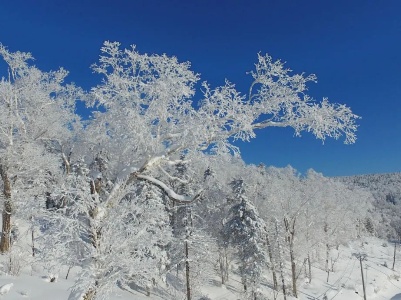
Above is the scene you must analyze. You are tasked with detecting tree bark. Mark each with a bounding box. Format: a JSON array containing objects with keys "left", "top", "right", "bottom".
[
  {"left": 324, "top": 222, "right": 330, "bottom": 283},
  {"left": 359, "top": 256, "right": 367, "bottom": 300},
  {"left": 184, "top": 206, "right": 192, "bottom": 300},
  {"left": 218, "top": 247, "right": 229, "bottom": 285},
  {"left": 61, "top": 152, "right": 71, "bottom": 175},
  {"left": 393, "top": 238, "right": 397, "bottom": 271},
  {"left": 284, "top": 217, "right": 297, "bottom": 298},
  {"left": 0, "top": 166, "right": 12, "bottom": 253},
  {"left": 274, "top": 220, "right": 287, "bottom": 300},
  {"left": 185, "top": 240, "right": 191, "bottom": 300},
  {"left": 83, "top": 180, "right": 102, "bottom": 300},
  {"left": 89, "top": 180, "right": 102, "bottom": 249},
  {"left": 31, "top": 227, "right": 35, "bottom": 257},
  {"left": 325, "top": 243, "right": 330, "bottom": 282},
  {"left": 65, "top": 265, "right": 73, "bottom": 280},
  {"left": 265, "top": 231, "right": 278, "bottom": 290},
  {"left": 219, "top": 254, "right": 225, "bottom": 285},
  {"left": 307, "top": 253, "right": 312, "bottom": 283},
  {"left": 290, "top": 248, "right": 297, "bottom": 298}
]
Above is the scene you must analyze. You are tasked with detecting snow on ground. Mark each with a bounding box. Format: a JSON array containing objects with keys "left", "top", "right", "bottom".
[
  {"left": 0, "top": 236, "right": 400, "bottom": 299},
  {"left": 296, "top": 237, "right": 401, "bottom": 300}
]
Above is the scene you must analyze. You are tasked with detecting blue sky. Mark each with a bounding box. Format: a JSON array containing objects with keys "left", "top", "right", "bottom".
[{"left": 0, "top": 0, "right": 400, "bottom": 176}]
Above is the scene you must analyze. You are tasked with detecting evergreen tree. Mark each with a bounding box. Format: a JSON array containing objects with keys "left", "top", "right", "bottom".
[{"left": 223, "top": 179, "right": 266, "bottom": 299}]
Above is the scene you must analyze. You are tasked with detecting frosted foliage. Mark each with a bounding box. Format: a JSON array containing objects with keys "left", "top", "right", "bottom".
[
  {"left": 90, "top": 41, "right": 198, "bottom": 157},
  {"left": 0, "top": 44, "right": 79, "bottom": 149},
  {"left": 85, "top": 42, "right": 359, "bottom": 205},
  {"left": 198, "top": 81, "right": 255, "bottom": 143},
  {"left": 243, "top": 165, "right": 374, "bottom": 291},
  {"left": 40, "top": 178, "right": 171, "bottom": 300},
  {"left": 304, "top": 169, "right": 372, "bottom": 243},
  {"left": 38, "top": 173, "right": 96, "bottom": 273},
  {"left": 0, "top": 45, "right": 78, "bottom": 164},
  {"left": 0, "top": 45, "right": 80, "bottom": 222},
  {"left": 223, "top": 180, "right": 266, "bottom": 295},
  {"left": 249, "top": 54, "right": 359, "bottom": 144},
  {"left": 339, "top": 173, "right": 401, "bottom": 239}
]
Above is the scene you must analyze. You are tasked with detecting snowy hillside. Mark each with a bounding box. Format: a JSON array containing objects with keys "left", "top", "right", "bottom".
[
  {"left": 338, "top": 173, "right": 401, "bottom": 239},
  {"left": 338, "top": 173, "right": 401, "bottom": 205},
  {"left": 0, "top": 236, "right": 400, "bottom": 299}
]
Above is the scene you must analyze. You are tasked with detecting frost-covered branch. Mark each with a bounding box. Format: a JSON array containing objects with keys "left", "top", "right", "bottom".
[
  {"left": 137, "top": 174, "right": 202, "bottom": 203},
  {"left": 158, "top": 165, "right": 189, "bottom": 184}
]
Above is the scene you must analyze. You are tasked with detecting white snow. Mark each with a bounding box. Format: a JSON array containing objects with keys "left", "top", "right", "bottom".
[
  {"left": 0, "top": 237, "right": 399, "bottom": 299},
  {"left": 0, "top": 283, "right": 13, "bottom": 295}
]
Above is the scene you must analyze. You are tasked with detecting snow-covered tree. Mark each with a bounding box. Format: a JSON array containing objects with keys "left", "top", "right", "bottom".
[
  {"left": 303, "top": 169, "right": 372, "bottom": 282},
  {"left": 338, "top": 173, "right": 401, "bottom": 239},
  {"left": 223, "top": 179, "right": 266, "bottom": 299},
  {"left": 85, "top": 40, "right": 359, "bottom": 213},
  {"left": 0, "top": 44, "right": 80, "bottom": 253},
  {"left": 195, "top": 154, "right": 247, "bottom": 286},
  {"left": 41, "top": 172, "right": 172, "bottom": 300},
  {"left": 255, "top": 166, "right": 308, "bottom": 296}
]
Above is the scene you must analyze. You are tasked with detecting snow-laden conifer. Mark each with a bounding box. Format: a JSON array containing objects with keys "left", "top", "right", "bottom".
[{"left": 223, "top": 179, "right": 266, "bottom": 299}]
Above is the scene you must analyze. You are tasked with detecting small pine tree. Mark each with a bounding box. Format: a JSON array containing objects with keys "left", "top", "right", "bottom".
[
  {"left": 364, "top": 217, "right": 375, "bottom": 235},
  {"left": 223, "top": 179, "right": 266, "bottom": 299}
]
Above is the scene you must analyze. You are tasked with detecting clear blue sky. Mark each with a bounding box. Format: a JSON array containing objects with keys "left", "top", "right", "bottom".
[{"left": 1, "top": 0, "right": 400, "bottom": 177}]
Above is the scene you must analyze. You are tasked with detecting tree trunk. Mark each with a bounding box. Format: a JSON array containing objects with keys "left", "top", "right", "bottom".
[
  {"left": 83, "top": 181, "right": 102, "bottom": 300},
  {"left": 31, "top": 227, "right": 35, "bottom": 257},
  {"left": 359, "top": 256, "right": 367, "bottom": 300},
  {"left": 0, "top": 202, "right": 12, "bottom": 253},
  {"left": 0, "top": 166, "right": 12, "bottom": 253},
  {"left": 324, "top": 222, "right": 330, "bottom": 283},
  {"left": 89, "top": 179, "right": 102, "bottom": 249},
  {"left": 62, "top": 152, "right": 71, "bottom": 175},
  {"left": 265, "top": 231, "right": 278, "bottom": 290},
  {"left": 219, "top": 255, "right": 225, "bottom": 285},
  {"left": 325, "top": 243, "right": 330, "bottom": 282},
  {"left": 284, "top": 217, "right": 297, "bottom": 298},
  {"left": 65, "top": 265, "right": 73, "bottom": 280},
  {"left": 289, "top": 247, "right": 297, "bottom": 298},
  {"left": 184, "top": 206, "right": 192, "bottom": 300},
  {"left": 218, "top": 247, "right": 229, "bottom": 285},
  {"left": 307, "top": 253, "right": 312, "bottom": 283},
  {"left": 185, "top": 240, "right": 191, "bottom": 300},
  {"left": 393, "top": 238, "right": 397, "bottom": 270},
  {"left": 274, "top": 220, "right": 287, "bottom": 300},
  {"left": 225, "top": 250, "right": 229, "bottom": 283},
  {"left": 279, "top": 251, "right": 286, "bottom": 300}
]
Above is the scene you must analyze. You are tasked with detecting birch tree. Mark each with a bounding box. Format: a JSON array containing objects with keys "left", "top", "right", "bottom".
[{"left": 85, "top": 41, "right": 359, "bottom": 211}]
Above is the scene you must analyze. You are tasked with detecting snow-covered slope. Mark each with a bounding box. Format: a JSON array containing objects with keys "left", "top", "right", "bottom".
[
  {"left": 338, "top": 172, "right": 401, "bottom": 205},
  {"left": 337, "top": 172, "right": 401, "bottom": 239},
  {"left": 0, "top": 237, "right": 400, "bottom": 299}
]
